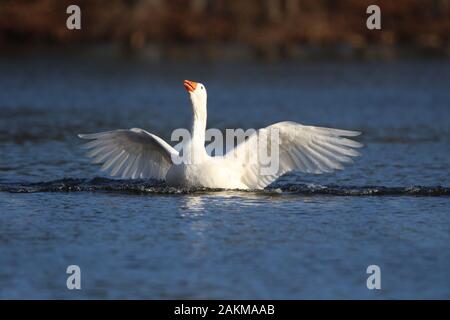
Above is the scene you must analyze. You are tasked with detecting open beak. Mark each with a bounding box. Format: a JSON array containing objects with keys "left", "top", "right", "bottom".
[{"left": 184, "top": 80, "right": 197, "bottom": 92}]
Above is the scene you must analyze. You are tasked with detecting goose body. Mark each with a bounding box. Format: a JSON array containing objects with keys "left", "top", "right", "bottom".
[{"left": 79, "top": 80, "right": 363, "bottom": 190}]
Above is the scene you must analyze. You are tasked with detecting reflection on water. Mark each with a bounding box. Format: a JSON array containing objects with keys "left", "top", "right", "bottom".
[{"left": 180, "top": 195, "right": 207, "bottom": 214}]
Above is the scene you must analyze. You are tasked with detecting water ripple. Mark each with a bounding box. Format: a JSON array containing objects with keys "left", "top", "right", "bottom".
[{"left": 0, "top": 178, "right": 448, "bottom": 196}]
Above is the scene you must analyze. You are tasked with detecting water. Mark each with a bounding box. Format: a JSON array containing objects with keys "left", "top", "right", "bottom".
[{"left": 0, "top": 54, "right": 449, "bottom": 299}]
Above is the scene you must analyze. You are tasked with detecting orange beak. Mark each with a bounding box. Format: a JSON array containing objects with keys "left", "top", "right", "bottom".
[{"left": 184, "top": 80, "right": 197, "bottom": 92}]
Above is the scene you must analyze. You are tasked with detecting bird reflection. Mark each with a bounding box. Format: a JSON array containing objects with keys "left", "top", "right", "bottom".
[{"left": 179, "top": 195, "right": 207, "bottom": 216}]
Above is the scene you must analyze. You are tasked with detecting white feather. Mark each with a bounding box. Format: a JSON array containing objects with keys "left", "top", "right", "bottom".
[{"left": 79, "top": 128, "right": 178, "bottom": 180}]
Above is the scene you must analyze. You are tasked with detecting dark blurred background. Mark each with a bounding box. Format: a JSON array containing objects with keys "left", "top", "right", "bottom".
[{"left": 0, "top": 0, "right": 448, "bottom": 60}]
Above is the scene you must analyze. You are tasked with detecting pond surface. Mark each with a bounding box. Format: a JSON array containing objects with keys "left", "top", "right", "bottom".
[{"left": 0, "top": 55, "right": 449, "bottom": 298}]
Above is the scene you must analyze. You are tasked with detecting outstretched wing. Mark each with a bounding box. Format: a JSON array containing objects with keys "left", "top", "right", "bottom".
[
  {"left": 225, "top": 121, "right": 363, "bottom": 189},
  {"left": 78, "top": 128, "right": 178, "bottom": 180}
]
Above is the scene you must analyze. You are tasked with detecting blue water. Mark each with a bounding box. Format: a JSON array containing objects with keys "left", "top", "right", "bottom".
[{"left": 0, "top": 54, "right": 449, "bottom": 299}]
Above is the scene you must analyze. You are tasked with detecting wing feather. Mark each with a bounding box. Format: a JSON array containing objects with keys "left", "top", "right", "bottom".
[
  {"left": 224, "top": 121, "right": 363, "bottom": 189},
  {"left": 79, "top": 128, "right": 178, "bottom": 180}
]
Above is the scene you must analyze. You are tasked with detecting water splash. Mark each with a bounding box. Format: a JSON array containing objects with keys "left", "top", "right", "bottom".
[{"left": 0, "top": 178, "right": 448, "bottom": 196}]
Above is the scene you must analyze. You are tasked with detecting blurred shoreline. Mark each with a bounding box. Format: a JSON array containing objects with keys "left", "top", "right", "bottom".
[
  {"left": 0, "top": 0, "right": 449, "bottom": 61},
  {"left": 2, "top": 43, "right": 448, "bottom": 63}
]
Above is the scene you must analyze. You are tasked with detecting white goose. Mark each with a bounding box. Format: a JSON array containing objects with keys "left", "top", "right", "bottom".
[{"left": 79, "top": 80, "right": 363, "bottom": 189}]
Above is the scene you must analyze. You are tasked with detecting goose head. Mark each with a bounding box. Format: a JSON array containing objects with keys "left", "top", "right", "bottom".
[{"left": 184, "top": 80, "right": 207, "bottom": 121}]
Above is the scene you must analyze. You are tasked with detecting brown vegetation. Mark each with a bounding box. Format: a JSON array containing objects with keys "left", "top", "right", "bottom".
[{"left": 0, "top": 0, "right": 448, "bottom": 59}]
